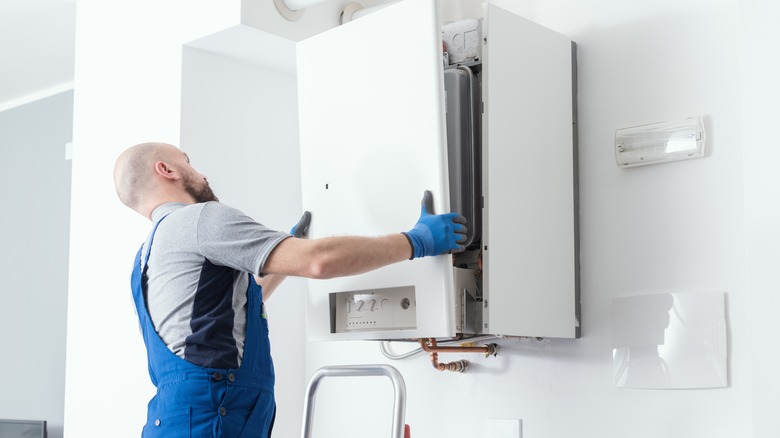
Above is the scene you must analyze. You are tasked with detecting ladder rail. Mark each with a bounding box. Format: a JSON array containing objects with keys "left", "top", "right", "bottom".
[{"left": 300, "top": 364, "right": 407, "bottom": 438}]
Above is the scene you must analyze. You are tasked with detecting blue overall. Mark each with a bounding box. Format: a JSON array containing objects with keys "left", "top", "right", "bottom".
[{"left": 130, "top": 217, "right": 276, "bottom": 437}]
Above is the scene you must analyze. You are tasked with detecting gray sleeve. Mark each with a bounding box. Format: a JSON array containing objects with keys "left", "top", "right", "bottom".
[{"left": 196, "top": 202, "right": 291, "bottom": 275}]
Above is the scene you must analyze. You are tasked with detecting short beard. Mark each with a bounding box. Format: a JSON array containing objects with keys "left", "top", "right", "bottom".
[{"left": 184, "top": 173, "right": 219, "bottom": 203}]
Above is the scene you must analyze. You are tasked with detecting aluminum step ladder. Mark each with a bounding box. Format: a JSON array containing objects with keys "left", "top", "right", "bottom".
[{"left": 300, "top": 364, "right": 410, "bottom": 438}]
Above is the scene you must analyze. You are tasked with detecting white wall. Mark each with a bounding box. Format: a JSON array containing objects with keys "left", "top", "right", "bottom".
[
  {"left": 0, "top": 91, "right": 73, "bottom": 438},
  {"left": 64, "top": 0, "right": 779, "bottom": 437},
  {"left": 304, "top": 0, "right": 755, "bottom": 437},
  {"left": 64, "top": 0, "right": 363, "bottom": 435},
  {"left": 740, "top": 0, "right": 780, "bottom": 436},
  {"left": 64, "top": 1, "right": 243, "bottom": 436}
]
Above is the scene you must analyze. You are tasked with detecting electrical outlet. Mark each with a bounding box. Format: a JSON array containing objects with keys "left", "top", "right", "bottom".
[{"left": 486, "top": 418, "right": 522, "bottom": 438}]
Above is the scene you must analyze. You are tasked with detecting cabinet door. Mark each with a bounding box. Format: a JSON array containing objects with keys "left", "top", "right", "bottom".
[
  {"left": 482, "top": 5, "right": 579, "bottom": 338},
  {"left": 297, "top": 0, "right": 456, "bottom": 340}
]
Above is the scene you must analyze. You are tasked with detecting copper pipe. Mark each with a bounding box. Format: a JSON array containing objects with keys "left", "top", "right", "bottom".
[
  {"left": 418, "top": 338, "right": 498, "bottom": 373},
  {"left": 418, "top": 338, "right": 497, "bottom": 356},
  {"left": 429, "top": 349, "right": 468, "bottom": 372}
]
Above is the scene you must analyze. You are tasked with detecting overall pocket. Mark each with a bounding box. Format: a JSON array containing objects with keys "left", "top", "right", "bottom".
[
  {"left": 236, "top": 390, "right": 275, "bottom": 438},
  {"left": 142, "top": 407, "right": 191, "bottom": 438}
]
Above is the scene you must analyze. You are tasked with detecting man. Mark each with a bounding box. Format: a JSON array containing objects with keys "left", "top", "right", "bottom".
[{"left": 113, "top": 142, "right": 467, "bottom": 437}]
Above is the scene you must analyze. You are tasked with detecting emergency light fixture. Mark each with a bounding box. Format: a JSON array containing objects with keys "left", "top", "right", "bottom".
[{"left": 615, "top": 116, "right": 706, "bottom": 167}]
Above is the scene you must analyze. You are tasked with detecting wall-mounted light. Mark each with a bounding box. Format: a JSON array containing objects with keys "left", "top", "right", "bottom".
[{"left": 615, "top": 116, "right": 706, "bottom": 167}]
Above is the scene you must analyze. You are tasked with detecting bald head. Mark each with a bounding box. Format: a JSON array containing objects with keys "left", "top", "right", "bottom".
[{"left": 113, "top": 142, "right": 194, "bottom": 216}]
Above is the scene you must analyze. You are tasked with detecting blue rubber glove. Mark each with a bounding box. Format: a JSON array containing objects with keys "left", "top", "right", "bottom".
[
  {"left": 290, "top": 211, "right": 311, "bottom": 238},
  {"left": 402, "top": 191, "right": 468, "bottom": 259}
]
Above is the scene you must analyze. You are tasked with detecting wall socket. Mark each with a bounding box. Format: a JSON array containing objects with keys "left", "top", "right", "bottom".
[{"left": 486, "top": 418, "right": 522, "bottom": 438}]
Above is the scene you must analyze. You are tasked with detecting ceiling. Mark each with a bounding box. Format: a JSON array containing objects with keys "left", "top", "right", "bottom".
[
  {"left": 0, "top": 0, "right": 76, "bottom": 111},
  {"left": 0, "top": 0, "right": 433, "bottom": 112}
]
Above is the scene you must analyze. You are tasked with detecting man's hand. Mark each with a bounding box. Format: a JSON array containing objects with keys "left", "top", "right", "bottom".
[
  {"left": 402, "top": 191, "right": 467, "bottom": 259},
  {"left": 290, "top": 211, "right": 311, "bottom": 238}
]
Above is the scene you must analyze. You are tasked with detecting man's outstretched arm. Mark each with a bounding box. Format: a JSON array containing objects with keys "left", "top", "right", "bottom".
[
  {"left": 262, "top": 191, "right": 467, "bottom": 280},
  {"left": 263, "top": 233, "right": 413, "bottom": 279},
  {"left": 255, "top": 234, "right": 409, "bottom": 301}
]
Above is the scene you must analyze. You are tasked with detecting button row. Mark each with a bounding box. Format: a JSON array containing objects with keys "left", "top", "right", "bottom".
[{"left": 212, "top": 372, "right": 237, "bottom": 382}]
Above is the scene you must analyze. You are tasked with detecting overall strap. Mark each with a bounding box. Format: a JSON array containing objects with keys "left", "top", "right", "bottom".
[
  {"left": 142, "top": 214, "right": 170, "bottom": 271},
  {"left": 130, "top": 214, "right": 174, "bottom": 386}
]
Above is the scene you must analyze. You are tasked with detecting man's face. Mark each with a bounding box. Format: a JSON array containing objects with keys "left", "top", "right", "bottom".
[{"left": 180, "top": 153, "right": 219, "bottom": 203}]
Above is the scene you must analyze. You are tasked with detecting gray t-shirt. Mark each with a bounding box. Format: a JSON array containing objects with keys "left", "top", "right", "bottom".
[{"left": 141, "top": 202, "right": 290, "bottom": 369}]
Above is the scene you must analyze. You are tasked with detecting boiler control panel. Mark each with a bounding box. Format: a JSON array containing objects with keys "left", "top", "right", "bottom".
[{"left": 331, "top": 286, "right": 417, "bottom": 333}]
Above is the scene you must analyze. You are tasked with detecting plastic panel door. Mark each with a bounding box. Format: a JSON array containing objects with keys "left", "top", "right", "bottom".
[
  {"left": 482, "top": 4, "right": 580, "bottom": 338},
  {"left": 296, "top": 0, "right": 456, "bottom": 340}
]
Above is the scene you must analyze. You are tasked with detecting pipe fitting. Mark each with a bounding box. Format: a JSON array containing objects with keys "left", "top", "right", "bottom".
[
  {"left": 428, "top": 349, "right": 468, "bottom": 373},
  {"left": 418, "top": 338, "right": 496, "bottom": 373}
]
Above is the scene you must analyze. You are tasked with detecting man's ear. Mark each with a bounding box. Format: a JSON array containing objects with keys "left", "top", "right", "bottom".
[{"left": 154, "top": 161, "right": 179, "bottom": 181}]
